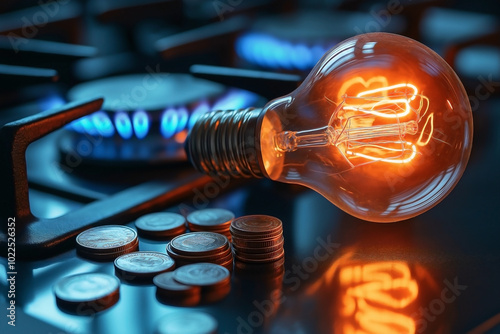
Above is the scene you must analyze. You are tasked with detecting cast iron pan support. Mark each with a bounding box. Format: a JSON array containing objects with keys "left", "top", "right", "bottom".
[{"left": 0, "top": 98, "right": 211, "bottom": 260}]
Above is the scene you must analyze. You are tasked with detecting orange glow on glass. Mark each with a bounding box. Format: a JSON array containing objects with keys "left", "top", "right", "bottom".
[{"left": 258, "top": 32, "right": 473, "bottom": 222}]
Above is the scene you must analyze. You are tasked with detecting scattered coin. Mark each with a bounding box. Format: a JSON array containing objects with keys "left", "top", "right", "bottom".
[
  {"left": 155, "top": 311, "right": 217, "bottom": 334},
  {"left": 170, "top": 232, "right": 228, "bottom": 256},
  {"left": 135, "top": 212, "right": 186, "bottom": 239},
  {"left": 173, "top": 263, "right": 231, "bottom": 288},
  {"left": 54, "top": 273, "right": 120, "bottom": 314},
  {"left": 167, "top": 233, "right": 233, "bottom": 271},
  {"left": 173, "top": 263, "right": 231, "bottom": 304},
  {"left": 154, "top": 272, "right": 201, "bottom": 306},
  {"left": 187, "top": 208, "right": 234, "bottom": 230},
  {"left": 114, "top": 251, "right": 175, "bottom": 282},
  {"left": 154, "top": 272, "right": 201, "bottom": 295},
  {"left": 231, "top": 215, "right": 285, "bottom": 264},
  {"left": 202, "top": 282, "right": 231, "bottom": 304},
  {"left": 166, "top": 242, "right": 231, "bottom": 260},
  {"left": 187, "top": 209, "right": 234, "bottom": 242},
  {"left": 76, "top": 225, "right": 138, "bottom": 261}
]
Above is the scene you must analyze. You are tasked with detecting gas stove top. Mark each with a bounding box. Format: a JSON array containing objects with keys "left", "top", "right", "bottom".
[{"left": 1, "top": 1, "right": 500, "bottom": 333}]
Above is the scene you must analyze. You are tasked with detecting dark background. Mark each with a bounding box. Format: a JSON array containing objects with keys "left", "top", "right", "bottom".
[{"left": 1, "top": 0, "right": 500, "bottom": 333}]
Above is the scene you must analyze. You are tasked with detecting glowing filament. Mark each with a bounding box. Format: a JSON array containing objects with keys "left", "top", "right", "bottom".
[
  {"left": 274, "top": 77, "right": 429, "bottom": 166},
  {"left": 335, "top": 79, "right": 426, "bottom": 165},
  {"left": 343, "top": 83, "right": 418, "bottom": 118},
  {"left": 346, "top": 142, "right": 417, "bottom": 164}
]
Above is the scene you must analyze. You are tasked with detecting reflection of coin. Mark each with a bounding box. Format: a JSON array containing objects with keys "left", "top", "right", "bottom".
[
  {"left": 173, "top": 263, "right": 230, "bottom": 288},
  {"left": 187, "top": 209, "right": 234, "bottom": 230},
  {"left": 76, "top": 225, "right": 138, "bottom": 260},
  {"left": 135, "top": 213, "right": 186, "bottom": 238},
  {"left": 155, "top": 311, "right": 217, "bottom": 334},
  {"left": 234, "top": 256, "right": 285, "bottom": 273},
  {"left": 54, "top": 273, "right": 120, "bottom": 314},
  {"left": 114, "top": 252, "right": 175, "bottom": 281},
  {"left": 170, "top": 232, "right": 228, "bottom": 256},
  {"left": 231, "top": 215, "right": 282, "bottom": 236}
]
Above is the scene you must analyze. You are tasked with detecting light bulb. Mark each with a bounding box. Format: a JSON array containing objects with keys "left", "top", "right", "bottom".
[{"left": 186, "top": 33, "right": 473, "bottom": 222}]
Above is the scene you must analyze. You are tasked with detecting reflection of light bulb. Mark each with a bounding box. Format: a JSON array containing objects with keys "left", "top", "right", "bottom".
[
  {"left": 307, "top": 251, "right": 421, "bottom": 334},
  {"left": 186, "top": 33, "right": 473, "bottom": 222}
]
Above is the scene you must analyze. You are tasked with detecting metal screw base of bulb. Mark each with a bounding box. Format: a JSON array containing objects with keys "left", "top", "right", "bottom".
[{"left": 186, "top": 108, "right": 265, "bottom": 178}]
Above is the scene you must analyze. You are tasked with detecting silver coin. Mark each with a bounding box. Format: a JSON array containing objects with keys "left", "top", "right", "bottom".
[
  {"left": 154, "top": 272, "right": 199, "bottom": 293},
  {"left": 76, "top": 225, "right": 137, "bottom": 252},
  {"left": 173, "top": 263, "right": 230, "bottom": 287},
  {"left": 54, "top": 273, "right": 120, "bottom": 303},
  {"left": 187, "top": 209, "right": 234, "bottom": 227},
  {"left": 155, "top": 311, "right": 217, "bottom": 334},
  {"left": 114, "top": 252, "right": 175, "bottom": 276},
  {"left": 135, "top": 213, "right": 185, "bottom": 232},
  {"left": 170, "top": 232, "right": 228, "bottom": 256}
]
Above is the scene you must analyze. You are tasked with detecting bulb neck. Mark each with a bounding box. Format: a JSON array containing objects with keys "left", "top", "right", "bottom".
[{"left": 186, "top": 108, "right": 265, "bottom": 178}]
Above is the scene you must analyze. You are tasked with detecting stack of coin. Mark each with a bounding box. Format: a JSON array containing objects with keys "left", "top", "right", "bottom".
[
  {"left": 154, "top": 272, "right": 201, "bottom": 306},
  {"left": 187, "top": 209, "right": 234, "bottom": 242},
  {"left": 134, "top": 212, "right": 186, "bottom": 239},
  {"left": 230, "top": 215, "right": 284, "bottom": 263},
  {"left": 173, "top": 263, "right": 231, "bottom": 303},
  {"left": 155, "top": 311, "right": 218, "bottom": 334},
  {"left": 76, "top": 225, "right": 139, "bottom": 261},
  {"left": 54, "top": 273, "right": 120, "bottom": 314},
  {"left": 167, "top": 232, "right": 233, "bottom": 271},
  {"left": 114, "top": 251, "right": 175, "bottom": 282}
]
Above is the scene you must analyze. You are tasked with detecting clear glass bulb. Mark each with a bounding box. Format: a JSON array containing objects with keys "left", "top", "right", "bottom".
[{"left": 186, "top": 33, "right": 473, "bottom": 223}]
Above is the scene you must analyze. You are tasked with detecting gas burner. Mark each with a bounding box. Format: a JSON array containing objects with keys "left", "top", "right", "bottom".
[
  {"left": 60, "top": 73, "right": 266, "bottom": 166},
  {"left": 236, "top": 10, "right": 405, "bottom": 71}
]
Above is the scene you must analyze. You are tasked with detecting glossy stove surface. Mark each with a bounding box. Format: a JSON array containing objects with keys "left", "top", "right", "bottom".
[{"left": 3, "top": 95, "right": 500, "bottom": 333}]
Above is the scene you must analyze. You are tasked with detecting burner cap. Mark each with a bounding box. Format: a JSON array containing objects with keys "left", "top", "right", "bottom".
[
  {"left": 61, "top": 74, "right": 264, "bottom": 167},
  {"left": 68, "top": 73, "right": 225, "bottom": 112}
]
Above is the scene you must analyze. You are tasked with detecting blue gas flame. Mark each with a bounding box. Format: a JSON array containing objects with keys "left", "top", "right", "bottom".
[
  {"left": 114, "top": 112, "right": 133, "bottom": 139},
  {"left": 212, "top": 89, "right": 256, "bottom": 110},
  {"left": 160, "top": 108, "right": 179, "bottom": 139},
  {"left": 92, "top": 111, "right": 115, "bottom": 137},
  {"left": 67, "top": 89, "right": 259, "bottom": 141},
  {"left": 236, "top": 32, "right": 333, "bottom": 71},
  {"left": 38, "top": 94, "right": 66, "bottom": 112},
  {"left": 188, "top": 101, "right": 210, "bottom": 129},
  {"left": 132, "top": 110, "right": 150, "bottom": 139},
  {"left": 176, "top": 107, "right": 189, "bottom": 132},
  {"left": 79, "top": 117, "right": 99, "bottom": 136}
]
